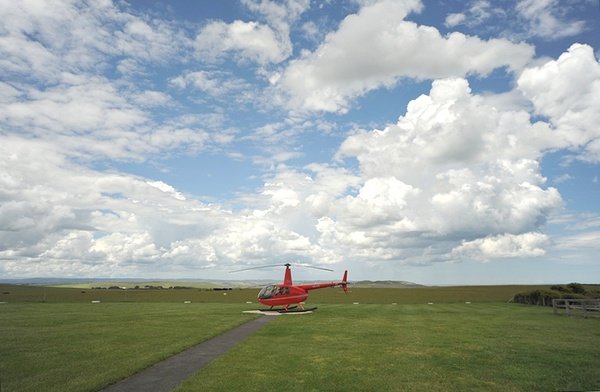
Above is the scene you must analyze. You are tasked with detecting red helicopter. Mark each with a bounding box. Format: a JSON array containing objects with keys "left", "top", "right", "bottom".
[{"left": 236, "top": 263, "right": 348, "bottom": 312}]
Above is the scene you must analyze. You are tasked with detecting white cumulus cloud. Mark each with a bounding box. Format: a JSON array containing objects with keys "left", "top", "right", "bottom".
[
  {"left": 0, "top": 0, "right": 189, "bottom": 83},
  {"left": 277, "top": 0, "right": 533, "bottom": 112},
  {"left": 451, "top": 232, "right": 549, "bottom": 260},
  {"left": 325, "top": 78, "right": 562, "bottom": 262},
  {"left": 0, "top": 137, "right": 229, "bottom": 277},
  {"left": 518, "top": 43, "right": 600, "bottom": 162},
  {"left": 516, "top": 0, "right": 586, "bottom": 39},
  {"left": 195, "top": 20, "right": 291, "bottom": 65},
  {"left": 445, "top": 13, "right": 466, "bottom": 27}
]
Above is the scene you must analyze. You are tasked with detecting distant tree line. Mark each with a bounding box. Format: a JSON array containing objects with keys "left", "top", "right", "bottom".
[
  {"left": 512, "top": 283, "right": 600, "bottom": 306},
  {"left": 92, "top": 285, "right": 194, "bottom": 290},
  {"left": 92, "top": 285, "right": 234, "bottom": 290}
]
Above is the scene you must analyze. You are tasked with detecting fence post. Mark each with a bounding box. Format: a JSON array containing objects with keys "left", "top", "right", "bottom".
[{"left": 553, "top": 299, "right": 599, "bottom": 317}]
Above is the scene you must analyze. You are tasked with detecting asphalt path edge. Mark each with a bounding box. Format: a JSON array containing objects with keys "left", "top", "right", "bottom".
[{"left": 100, "top": 315, "right": 273, "bottom": 392}]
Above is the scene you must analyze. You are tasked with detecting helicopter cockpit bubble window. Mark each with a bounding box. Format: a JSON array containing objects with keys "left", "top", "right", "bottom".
[{"left": 258, "top": 285, "right": 275, "bottom": 299}]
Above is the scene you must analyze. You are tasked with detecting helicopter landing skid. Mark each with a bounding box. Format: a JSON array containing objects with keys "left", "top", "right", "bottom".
[
  {"left": 243, "top": 307, "right": 317, "bottom": 315},
  {"left": 255, "top": 306, "right": 317, "bottom": 313},
  {"left": 276, "top": 307, "right": 317, "bottom": 313}
]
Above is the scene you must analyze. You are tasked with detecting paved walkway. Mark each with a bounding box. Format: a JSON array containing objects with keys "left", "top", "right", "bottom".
[{"left": 100, "top": 315, "right": 273, "bottom": 392}]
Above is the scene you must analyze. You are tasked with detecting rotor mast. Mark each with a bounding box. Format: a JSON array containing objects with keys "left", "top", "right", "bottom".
[{"left": 283, "top": 263, "right": 293, "bottom": 286}]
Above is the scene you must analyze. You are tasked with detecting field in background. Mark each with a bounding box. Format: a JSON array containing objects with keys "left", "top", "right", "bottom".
[
  {"left": 1, "top": 283, "right": 257, "bottom": 303},
  {"left": 1, "top": 284, "right": 599, "bottom": 392},
  {"left": 0, "top": 283, "right": 554, "bottom": 304}
]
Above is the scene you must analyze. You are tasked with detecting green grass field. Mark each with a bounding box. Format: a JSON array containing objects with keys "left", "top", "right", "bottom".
[
  {"left": 176, "top": 303, "right": 600, "bottom": 392},
  {"left": 0, "top": 302, "right": 256, "bottom": 392},
  {"left": 1, "top": 284, "right": 599, "bottom": 391},
  {"left": 0, "top": 284, "right": 552, "bottom": 304}
]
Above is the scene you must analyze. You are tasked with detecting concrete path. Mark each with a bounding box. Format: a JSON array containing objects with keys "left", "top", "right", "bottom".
[{"left": 100, "top": 315, "right": 273, "bottom": 392}]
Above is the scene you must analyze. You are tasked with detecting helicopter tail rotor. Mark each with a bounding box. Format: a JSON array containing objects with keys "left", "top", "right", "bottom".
[{"left": 341, "top": 270, "right": 348, "bottom": 294}]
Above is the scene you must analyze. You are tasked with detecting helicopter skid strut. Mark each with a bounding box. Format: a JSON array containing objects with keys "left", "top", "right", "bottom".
[{"left": 257, "top": 307, "right": 318, "bottom": 313}]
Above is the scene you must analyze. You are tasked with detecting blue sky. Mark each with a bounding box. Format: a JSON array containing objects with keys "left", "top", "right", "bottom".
[{"left": 1, "top": 0, "right": 599, "bottom": 284}]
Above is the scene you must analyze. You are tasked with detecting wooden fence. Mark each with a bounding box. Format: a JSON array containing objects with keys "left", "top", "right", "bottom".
[{"left": 552, "top": 298, "right": 600, "bottom": 318}]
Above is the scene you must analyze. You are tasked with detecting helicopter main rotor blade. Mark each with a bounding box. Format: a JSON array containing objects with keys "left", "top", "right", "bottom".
[
  {"left": 229, "top": 264, "right": 285, "bottom": 273},
  {"left": 295, "top": 264, "right": 334, "bottom": 272},
  {"left": 230, "top": 263, "right": 334, "bottom": 273}
]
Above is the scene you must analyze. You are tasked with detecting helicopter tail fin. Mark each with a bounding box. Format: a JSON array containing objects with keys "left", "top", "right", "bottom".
[{"left": 341, "top": 270, "right": 348, "bottom": 294}]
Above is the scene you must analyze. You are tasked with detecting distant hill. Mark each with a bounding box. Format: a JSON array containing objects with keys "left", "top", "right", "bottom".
[
  {"left": 0, "top": 277, "right": 423, "bottom": 289},
  {"left": 352, "top": 280, "right": 424, "bottom": 288},
  {"left": 0, "top": 278, "right": 271, "bottom": 289}
]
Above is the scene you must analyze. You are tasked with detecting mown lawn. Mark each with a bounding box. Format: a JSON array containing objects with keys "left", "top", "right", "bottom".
[
  {"left": 2, "top": 285, "right": 599, "bottom": 391},
  {"left": 176, "top": 303, "right": 600, "bottom": 392},
  {"left": 0, "top": 283, "right": 552, "bottom": 304},
  {"left": 0, "top": 303, "right": 256, "bottom": 392}
]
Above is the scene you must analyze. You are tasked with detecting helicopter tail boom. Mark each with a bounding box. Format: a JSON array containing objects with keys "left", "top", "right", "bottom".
[{"left": 296, "top": 270, "right": 348, "bottom": 293}]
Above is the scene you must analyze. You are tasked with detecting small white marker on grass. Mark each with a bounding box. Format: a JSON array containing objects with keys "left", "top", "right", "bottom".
[
  {"left": 353, "top": 302, "right": 360, "bottom": 305},
  {"left": 184, "top": 301, "right": 191, "bottom": 304},
  {"left": 465, "top": 301, "right": 471, "bottom": 304},
  {"left": 91, "top": 300, "right": 101, "bottom": 303},
  {"left": 427, "top": 302, "right": 434, "bottom": 305}
]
